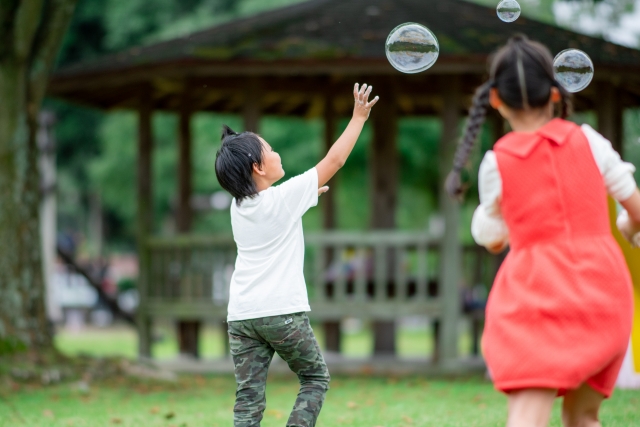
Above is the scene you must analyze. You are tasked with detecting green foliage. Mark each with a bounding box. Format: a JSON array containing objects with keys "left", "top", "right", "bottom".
[
  {"left": 473, "top": 0, "right": 557, "bottom": 23},
  {"left": 57, "top": 0, "right": 108, "bottom": 66},
  {"left": 103, "top": 0, "right": 304, "bottom": 49},
  {"left": 0, "top": 337, "right": 27, "bottom": 357},
  {"left": 87, "top": 112, "right": 137, "bottom": 242},
  {"left": 624, "top": 109, "right": 640, "bottom": 182},
  {"left": 117, "top": 278, "right": 137, "bottom": 292},
  {"left": 51, "top": 0, "right": 640, "bottom": 250}
]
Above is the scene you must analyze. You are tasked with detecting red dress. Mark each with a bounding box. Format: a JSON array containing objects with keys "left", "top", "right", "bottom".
[{"left": 483, "top": 118, "right": 634, "bottom": 397}]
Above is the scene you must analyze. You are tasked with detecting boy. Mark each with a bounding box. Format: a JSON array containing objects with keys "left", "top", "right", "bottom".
[{"left": 215, "top": 83, "right": 378, "bottom": 427}]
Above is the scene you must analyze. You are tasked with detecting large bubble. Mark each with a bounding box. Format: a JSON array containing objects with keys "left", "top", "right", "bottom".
[
  {"left": 497, "top": 0, "right": 521, "bottom": 23},
  {"left": 553, "top": 49, "right": 594, "bottom": 93},
  {"left": 385, "top": 23, "right": 439, "bottom": 74}
]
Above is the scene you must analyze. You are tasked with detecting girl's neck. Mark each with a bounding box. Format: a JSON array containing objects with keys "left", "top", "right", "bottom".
[{"left": 506, "top": 104, "right": 555, "bottom": 133}]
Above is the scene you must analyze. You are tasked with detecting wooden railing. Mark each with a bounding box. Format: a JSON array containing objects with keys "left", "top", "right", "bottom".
[
  {"left": 305, "top": 231, "right": 440, "bottom": 319},
  {"left": 143, "top": 235, "right": 236, "bottom": 319},
  {"left": 140, "top": 232, "right": 501, "bottom": 321}
]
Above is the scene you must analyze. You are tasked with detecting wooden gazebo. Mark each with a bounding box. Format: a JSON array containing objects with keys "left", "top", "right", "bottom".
[{"left": 49, "top": 0, "right": 640, "bottom": 370}]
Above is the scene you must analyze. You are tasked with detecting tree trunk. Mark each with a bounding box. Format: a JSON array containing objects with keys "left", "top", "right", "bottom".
[
  {"left": 0, "top": 59, "right": 51, "bottom": 349},
  {"left": 0, "top": 0, "right": 78, "bottom": 351}
]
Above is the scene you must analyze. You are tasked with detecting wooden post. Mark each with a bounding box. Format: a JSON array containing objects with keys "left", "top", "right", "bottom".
[
  {"left": 323, "top": 91, "right": 338, "bottom": 230},
  {"left": 370, "top": 83, "right": 398, "bottom": 355},
  {"left": 243, "top": 78, "right": 261, "bottom": 133},
  {"left": 596, "top": 81, "right": 624, "bottom": 156},
  {"left": 437, "top": 75, "right": 462, "bottom": 367},
  {"left": 177, "top": 88, "right": 193, "bottom": 232},
  {"left": 175, "top": 84, "right": 201, "bottom": 359},
  {"left": 322, "top": 91, "right": 341, "bottom": 353},
  {"left": 370, "top": 94, "right": 398, "bottom": 231},
  {"left": 137, "top": 84, "right": 154, "bottom": 359}
]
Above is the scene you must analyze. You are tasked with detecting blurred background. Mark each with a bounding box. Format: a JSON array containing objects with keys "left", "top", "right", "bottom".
[
  {"left": 2, "top": 1, "right": 640, "bottom": 425},
  {"left": 44, "top": 0, "right": 640, "bottom": 364}
]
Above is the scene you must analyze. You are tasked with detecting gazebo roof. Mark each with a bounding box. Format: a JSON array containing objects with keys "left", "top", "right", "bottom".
[{"left": 49, "top": 0, "right": 640, "bottom": 113}]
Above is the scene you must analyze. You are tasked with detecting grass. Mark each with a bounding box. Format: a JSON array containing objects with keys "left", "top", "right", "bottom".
[
  {"left": 43, "top": 325, "right": 640, "bottom": 426},
  {"left": 1, "top": 375, "right": 640, "bottom": 427},
  {"left": 54, "top": 321, "right": 474, "bottom": 360}
]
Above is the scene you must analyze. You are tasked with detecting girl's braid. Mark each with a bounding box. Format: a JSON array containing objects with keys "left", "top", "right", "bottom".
[
  {"left": 445, "top": 81, "right": 493, "bottom": 197},
  {"left": 558, "top": 84, "right": 571, "bottom": 119}
]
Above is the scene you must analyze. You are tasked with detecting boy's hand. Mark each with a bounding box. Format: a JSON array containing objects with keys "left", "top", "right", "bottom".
[
  {"left": 316, "top": 85, "right": 377, "bottom": 187},
  {"left": 353, "top": 83, "right": 379, "bottom": 121},
  {"left": 318, "top": 186, "right": 329, "bottom": 196}
]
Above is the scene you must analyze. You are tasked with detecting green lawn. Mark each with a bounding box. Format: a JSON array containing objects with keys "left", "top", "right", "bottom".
[
  {"left": 53, "top": 322, "right": 473, "bottom": 360},
  {"left": 44, "top": 325, "right": 640, "bottom": 426},
  {"left": 1, "top": 376, "right": 639, "bottom": 427}
]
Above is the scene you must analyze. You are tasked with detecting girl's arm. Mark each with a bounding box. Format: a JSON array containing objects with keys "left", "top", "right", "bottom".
[
  {"left": 581, "top": 125, "right": 639, "bottom": 246},
  {"left": 316, "top": 83, "right": 379, "bottom": 188},
  {"left": 619, "top": 189, "right": 640, "bottom": 246},
  {"left": 471, "top": 151, "right": 510, "bottom": 252}
]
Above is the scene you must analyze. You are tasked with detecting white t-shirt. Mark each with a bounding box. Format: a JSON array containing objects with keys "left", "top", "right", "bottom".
[
  {"left": 471, "top": 124, "right": 637, "bottom": 247},
  {"left": 227, "top": 168, "right": 319, "bottom": 321}
]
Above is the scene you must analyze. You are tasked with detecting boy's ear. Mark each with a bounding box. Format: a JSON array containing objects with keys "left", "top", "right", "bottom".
[
  {"left": 550, "top": 86, "right": 562, "bottom": 103},
  {"left": 252, "top": 162, "right": 265, "bottom": 176}
]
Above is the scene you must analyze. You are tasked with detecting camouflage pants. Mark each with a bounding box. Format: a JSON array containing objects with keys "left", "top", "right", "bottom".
[{"left": 228, "top": 312, "right": 330, "bottom": 427}]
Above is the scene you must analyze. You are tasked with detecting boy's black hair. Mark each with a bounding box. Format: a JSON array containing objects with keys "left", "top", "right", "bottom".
[
  {"left": 446, "top": 34, "right": 573, "bottom": 198},
  {"left": 215, "top": 125, "right": 264, "bottom": 205}
]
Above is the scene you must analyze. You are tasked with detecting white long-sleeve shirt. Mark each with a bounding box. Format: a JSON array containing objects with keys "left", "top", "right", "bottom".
[{"left": 471, "top": 124, "right": 638, "bottom": 248}]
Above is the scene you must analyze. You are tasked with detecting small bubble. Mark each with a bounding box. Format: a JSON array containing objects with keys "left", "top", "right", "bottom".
[
  {"left": 385, "top": 23, "right": 439, "bottom": 74},
  {"left": 497, "top": 0, "right": 521, "bottom": 23},
  {"left": 553, "top": 49, "right": 594, "bottom": 93}
]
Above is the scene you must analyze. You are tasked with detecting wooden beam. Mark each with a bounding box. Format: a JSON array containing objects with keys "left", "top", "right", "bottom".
[
  {"left": 243, "top": 78, "right": 261, "bottom": 132},
  {"left": 137, "top": 84, "right": 154, "bottom": 358},
  {"left": 596, "top": 81, "right": 624, "bottom": 156},
  {"left": 323, "top": 92, "right": 338, "bottom": 230},
  {"left": 437, "top": 75, "right": 463, "bottom": 366},
  {"left": 176, "top": 87, "right": 193, "bottom": 233},
  {"left": 322, "top": 88, "right": 341, "bottom": 354},
  {"left": 48, "top": 59, "right": 492, "bottom": 94},
  {"left": 370, "top": 85, "right": 398, "bottom": 229},
  {"left": 49, "top": 73, "right": 483, "bottom": 112},
  {"left": 175, "top": 82, "right": 202, "bottom": 359},
  {"left": 369, "top": 80, "right": 399, "bottom": 355}
]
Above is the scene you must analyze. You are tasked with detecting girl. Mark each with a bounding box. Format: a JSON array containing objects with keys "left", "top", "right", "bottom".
[{"left": 446, "top": 35, "right": 640, "bottom": 427}]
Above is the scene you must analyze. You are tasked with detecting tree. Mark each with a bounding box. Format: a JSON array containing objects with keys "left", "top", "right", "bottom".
[{"left": 0, "top": 0, "right": 78, "bottom": 351}]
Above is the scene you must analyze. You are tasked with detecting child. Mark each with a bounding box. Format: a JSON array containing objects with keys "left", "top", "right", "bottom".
[
  {"left": 446, "top": 35, "right": 640, "bottom": 427},
  {"left": 215, "top": 83, "right": 378, "bottom": 427}
]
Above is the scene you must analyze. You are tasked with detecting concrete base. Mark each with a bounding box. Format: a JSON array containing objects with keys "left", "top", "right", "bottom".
[{"left": 154, "top": 353, "right": 486, "bottom": 376}]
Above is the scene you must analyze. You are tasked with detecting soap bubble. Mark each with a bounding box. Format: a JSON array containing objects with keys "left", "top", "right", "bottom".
[
  {"left": 553, "top": 49, "right": 594, "bottom": 93},
  {"left": 385, "top": 23, "right": 439, "bottom": 74},
  {"left": 497, "top": 0, "right": 521, "bottom": 23}
]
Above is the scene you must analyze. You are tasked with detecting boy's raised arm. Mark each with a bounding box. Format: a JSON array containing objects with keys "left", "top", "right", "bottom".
[{"left": 316, "top": 83, "right": 379, "bottom": 188}]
